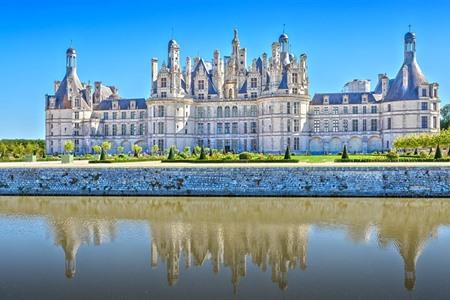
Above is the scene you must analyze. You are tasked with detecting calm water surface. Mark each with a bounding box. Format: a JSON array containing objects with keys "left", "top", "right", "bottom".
[{"left": 1, "top": 196, "right": 450, "bottom": 299}]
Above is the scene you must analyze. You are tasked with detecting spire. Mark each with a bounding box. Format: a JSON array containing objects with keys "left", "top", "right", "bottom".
[
  {"left": 66, "top": 47, "right": 77, "bottom": 75},
  {"left": 232, "top": 28, "right": 240, "bottom": 56},
  {"left": 404, "top": 26, "right": 416, "bottom": 63}
]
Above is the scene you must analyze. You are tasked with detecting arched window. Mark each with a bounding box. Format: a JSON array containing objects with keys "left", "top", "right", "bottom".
[
  {"left": 228, "top": 88, "right": 233, "bottom": 99},
  {"left": 232, "top": 106, "right": 238, "bottom": 117},
  {"left": 217, "top": 107, "right": 223, "bottom": 118},
  {"left": 224, "top": 106, "right": 231, "bottom": 118}
]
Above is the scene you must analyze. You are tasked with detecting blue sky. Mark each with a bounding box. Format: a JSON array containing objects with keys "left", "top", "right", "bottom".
[{"left": 1, "top": 0, "right": 449, "bottom": 139}]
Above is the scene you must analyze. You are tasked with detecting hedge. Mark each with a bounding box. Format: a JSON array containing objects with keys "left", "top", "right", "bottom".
[{"left": 162, "top": 159, "right": 299, "bottom": 163}]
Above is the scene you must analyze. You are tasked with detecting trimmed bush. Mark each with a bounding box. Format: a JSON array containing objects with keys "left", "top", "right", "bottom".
[
  {"left": 167, "top": 147, "right": 175, "bottom": 160},
  {"left": 341, "top": 145, "right": 349, "bottom": 160},
  {"left": 386, "top": 150, "right": 399, "bottom": 160},
  {"left": 434, "top": 144, "right": 442, "bottom": 160},
  {"left": 199, "top": 146, "right": 206, "bottom": 160},
  {"left": 284, "top": 146, "right": 291, "bottom": 160},
  {"left": 239, "top": 152, "right": 252, "bottom": 160}
]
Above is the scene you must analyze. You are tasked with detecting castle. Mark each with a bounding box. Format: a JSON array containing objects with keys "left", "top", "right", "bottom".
[{"left": 45, "top": 29, "right": 440, "bottom": 154}]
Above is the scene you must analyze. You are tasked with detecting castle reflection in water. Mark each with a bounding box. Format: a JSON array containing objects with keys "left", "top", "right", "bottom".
[{"left": 1, "top": 197, "right": 449, "bottom": 291}]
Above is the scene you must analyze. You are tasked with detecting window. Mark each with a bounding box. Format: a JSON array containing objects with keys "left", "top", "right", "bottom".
[
  {"left": 198, "top": 93, "right": 204, "bottom": 100},
  {"left": 197, "top": 107, "right": 205, "bottom": 118},
  {"left": 292, "top": 73, "right": 298, "bottom": 84},
  {"left": 313, "top": 120, "right": 320, "bottom": 132},
  {"left": 103, "top": 112, "right": 109, "bottom": 120},
  {"left": 74, "top": 112, "right": 79, "bottom": 119},
  {"left": 139, "top": 111, "right": 145, "bottom": 119},
  {"left": 157, "top": 122, "right": 164, "bottom": 134},
  {"left": 197, "top": 123, "right": 204, "bottom": 135},
  {"left": 224, "top": 106, "right": 231, "bottom": 118},
  {"left": 352, "top": 120, "right": 358, "bottom": 131},
  {"left": 161, "top": 92, "right": 167, "bottom": 98},
  {"left": 130, "top": 124, "right": 136, "bottom": 135},
  {"left": 363, "top": 106, "right": 367, "bottom": 114},
  {"left": 112, "top": 112, "right": 117, "bottom": 120},
  {"left": 371, "top": 106, "right": 377, "bottom": 114},
  {"left": 433, "top": 116, "right": 437, "bottom": 129},
  {"left": 161, "top": 78, "right": 167, "bottom": 88},
  {"left": 363, "top": 119, "right": 367, "bottom": 131},
  {"left": 421, "top": 102, "right": 428, "bottom": 110},
  {"left": 232, "top": 122, "right": 238, "bottom": 134},
  {"left": 131, "top": 112, "right": 136, "bottom": 119},
  {"left": 158, "top": 106, "right": 165, "bottom": 117},
  {"left": 387, "top": 118, "right": 392, "bottom": 129},
  {"left": 217, "top": 123, "right": 223, "bottom": 134},
  {"left": 104, "top": 124, "right": 109, "bottom": 135},
  {"left": 224, "top": 123, "right": 231, "bottom": 134},
  {"left": 313, "top": 107, "right": 320, "bottom": 115},
  {"left": 232, "top": 106, "right": 238, "bottom": 117},
  {"left": 421, "top": 116, "right": 428, "bottom": 129},
  {"left": 198, "top": 80, "right": 205, "bottom": 90},
  {"left": 294, "top": 119, "right": 300, "bottom": 132},
  {"left": 251, "top": 122, "right": 257, "bottom": 133},
  {"left": 432, "top": 103, "right": 437, "bottom": 111},
  {"left": 294, "top": 137, "right": 300, "bottom": 151},
  {"left": 244, "top": 123, "right": 248, "bottom": 134},
  {"left": 287, "top": 120, "right": 291, "bottom": 132},
  {"left": 352, "top": 106, "right": 358, "bottom": 114},
  {"left": 250, "top": 78, "right": 257, "bottom": 88},
  {"left": 250, "top": 106, "right": 257, "bottom": 117},
  {"left": 121, "top": 124, "right": 126, "bottom": 135},
  {"left": 287, "top": 102, "right": 291, "bottom": 114},
  {"left": 333, "top": 119, "right": 339, "bottom": 132},
  {"left": 324, "top": 120, "right": 329, "bottom": 132},
  {"left": 294, "top": 102, "right": 300, "bottom": 114},
  {"left": 332, "top": 107, "right": 338, "bottom": 115},
  {"left": 139, "top": 124, "right": 144, "bottom": 135},
  {"left": 217, "top": 107, "right": 223, "bottom": 118},
  {"left": 207, "top": 123, "right": 211, "bottom": 134},
  {"left": 422, "top": 89, "right": 427, "bottom": 97},
  {"left": 292, "top": 88, "right": 298, "bottom": 94},
  {"left": 251, "top": 92, "right": 257, "bottom": 99},
  {"left": 343, "top": 106, "right": 349, "bottom": 114},
  {"left": 343, "top": 120, "right": 348, "bottom": 132},
  {"left": 112, "top": 124, "right": 117, "bottom": 136},
  {"left": 158, "top": 139, "right": 164, "bottom": 152},
  {"left": 387, "top": 104, "right": 391, "bottom": 112},
  {"left": 323, "top": 107, "right": 329, "bottom": 114},
  {"left": 371, "top": 119, "right": 377, "bottom": 131},
  {"left": 434, "top": 89, "right": 438, "bottom": 98}
]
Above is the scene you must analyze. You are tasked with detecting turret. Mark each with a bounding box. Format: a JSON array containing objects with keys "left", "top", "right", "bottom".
[
  {"left": 404, "top": 30, "right": 416, "bottom": 62},
  {"left": 232, "top": 29, "right": 240, "bottom": 57},
  {"left": 168, "top": 39, "right": 180, "bottom": 71},
  {"left": 66, "top": 48, "right": 77, "bottom": 75}
]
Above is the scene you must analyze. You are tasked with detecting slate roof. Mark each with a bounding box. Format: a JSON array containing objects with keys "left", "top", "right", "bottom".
[
  {"left": 191, "top": 58, "right": 218, "bottom": 95},
  {"left": 384, "top": 56, "right": 428, "bottom": 101},
  {"left": 373, "top": 78, "right": 394, "bottom": 94},
  {"left": 278, "top": 71, "right": 288, "bottom": 89},
  {"left": 311, "top": 93, "right": 377, "bottom": 105},
  {"left": 238, "top": 80, "right": 247, "bottom": 94},
  {"left": 96, "top": 98, "right": 147, "bottom": 110},
  {"left": 53, "top": 69, "right": 90, "bottom": 109}
]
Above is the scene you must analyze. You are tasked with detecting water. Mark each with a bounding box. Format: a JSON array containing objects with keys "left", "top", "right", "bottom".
[{"left": 1, "top": 197, "right": 450, "bottom": 299}]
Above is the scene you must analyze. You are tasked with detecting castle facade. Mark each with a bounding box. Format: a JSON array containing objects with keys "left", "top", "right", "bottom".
[{"left": 45, "top": 30, "right": 440, "bottom": 154}]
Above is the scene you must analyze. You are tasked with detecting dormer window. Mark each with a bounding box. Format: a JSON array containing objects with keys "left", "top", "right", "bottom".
[
  {"left": 292, "top": 73, "right": 298, "bottom": 84},
  {"left": 343, "top": 95, "right": 349, "bottom": 104},
  {"left": 250, "top": 78, "right": 257, "bottom": 88},
  {"left": 198, "top": 80, "right": 205, "bottom": 90},
  {"left": 130, "top": 101, "right": 136, "bottom": 109},
  {"left": 323, "top": 96, "right": 329, "bottom": 105},
  {"left": 362, "top": 94, "right": 368, "bottom": 103},
  {"left": 112, "top": 101, "right": 118, "bottom": 109},
  {"left": 422, "top": 88, "right": 427, "bottom": 97},
  {"left": 161, "top": 78, "right": 167, "bottom": 88}
]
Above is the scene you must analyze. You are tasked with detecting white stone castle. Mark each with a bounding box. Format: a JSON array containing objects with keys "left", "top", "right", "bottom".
[{"left": 45, "top": 29, "right": 440, "bottom": 154}]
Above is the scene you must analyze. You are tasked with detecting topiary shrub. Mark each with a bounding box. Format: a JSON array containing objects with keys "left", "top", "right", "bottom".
[
  {"left": 434, "top": 144, "right": 442, "bottom": 160},
  {"left": 284, "top": 145, "right": 291, "bottom": 160},
  {"left": 386, "top": 150, "right": 399, "bottom": 160},
  {"left": 420, "top": 151, "right": 429, "bottom": 159},
  {"left": 414, "top": 148, "right": 418, "bottom": 155},
  {"left": 167, "top": 147, "right": 175, "bottom": 160},
  {"left": 341, "top": 145, "right": 349, "bottom": 160},
  {"left": 239, "top": 152, "right": 252, "bottom": 160},
  {"left": 199, "top": 146, "right": 206, "bottom": 160}
]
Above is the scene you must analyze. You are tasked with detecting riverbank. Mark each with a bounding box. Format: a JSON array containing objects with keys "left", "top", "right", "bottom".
[{"left": 0, "top": 162, "right": 449, "bottom": 197}]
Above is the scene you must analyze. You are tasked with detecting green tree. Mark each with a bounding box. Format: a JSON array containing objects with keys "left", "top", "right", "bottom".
[
  {"left": 101, "top": 141, "right": 112, "bottom": 153},
  {"left": 151, "top": 144, "right": 159, "bottom": 155},
  {"left": 167, "top": 146, "right": 175, "bottom": 160},
  {"left": 64, "top": 140, "right": 74, "bottom": 154},
  {"left": 117, "top": 146, "right": 124, "bottom": 154},
  {"left": 434, "top": 144, "right": 442, "bottom": 160},
  {"left": 341, "top": 145, "right": 349, "bottom": 160},
  {"left": 284, "top": 145, "right": 291, "bottom": 160},
  {"left": 440, "top": 104, "right": 450, "bottom": 129},
  {"left": 133, "top": 144, "right": 142, "bottom": 157},
  {"left": 92, "top": 145, "right": 102, "bottom": 154},
  {"left": 199, "top": 146, "right": 206, "bottom": 160}
]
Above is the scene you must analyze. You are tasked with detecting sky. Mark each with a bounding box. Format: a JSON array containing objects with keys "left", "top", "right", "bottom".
[{"left": 0, "top": 0, "right": 449, "bottom": 139}]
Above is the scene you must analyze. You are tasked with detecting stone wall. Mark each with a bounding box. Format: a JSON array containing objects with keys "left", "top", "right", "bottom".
[{"left": 0, "top": 166, "right": 449, "bottom": 197}]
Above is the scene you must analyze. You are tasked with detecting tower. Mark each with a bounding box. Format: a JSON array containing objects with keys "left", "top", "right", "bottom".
[
  {"left": 404, "top": 29, "right": 416, "bottom": 62},
  {"left": 66, "top": 47, "right": 77, "bottom": 74},
  {"left": 168, "top": 39, "right": 180, "bottom": 71}
]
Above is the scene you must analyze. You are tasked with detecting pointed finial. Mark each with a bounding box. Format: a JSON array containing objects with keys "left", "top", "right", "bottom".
[
  {"left": 283, "top": 24, "right": 285, "bottom": 34},
  {"left": 408, "top": 24, "right": 412, "bottom": 32}
]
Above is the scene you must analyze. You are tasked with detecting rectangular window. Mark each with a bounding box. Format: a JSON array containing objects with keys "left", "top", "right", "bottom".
[
  {"left": 433, "top": 116, "right": 437, "bottom": 129},
  {"left": 104, "top": 124, "right": 109, "bottom": 135},
  {"left": 292, "top": 73, "right": 298, "bottom": 84},
  {"left": 433, "top": 103, "right": 437, "bottom": 111},
  {"left": 294, "top": 119, "right": 300, "bottom": 132},
  {"left": 207, "top": 123, "right": 211, "bottom": 134},
  {"left": 362, "top": 119, "right": 367, "bottom": 131},
  {"left": 292, "top": 88, "right": 298, "bottom": 94},
  {"left": 158, "top": 139, "right": 164, "bottom": 152},
  {"left": 343, "top": 106, "right": 349, "bottom": 114},
  {"left": 287, "top": 102, "right": 291, "bottom": 114},
  {"left": 294, "top": 137, "right": 300, "bottom": 151},
  {"left": 122, "top": 112, "right": 127, "bottom": 119},
  {"left": 333, "top": 119, "right": 339, "bottom": 132},
  {"left": 352, "top": 106, "right": 358, "bottom": 114},
  {"left": 197, "top": 123, "right": 204, "bottom": 135},
  {"left": 371, "top": 119, "right": 377, "bottom": 131},
  {"left": 352, "top": 120, "right": 358, "bottom": 131},
  {"left": 139, "top": 111, "right": 145, "bottom": 119},
  {"left": 224, "top": 123, "right": 231, "bottom": 134},
  {"left": 363, "top": 106, "right": 367, "bottom": 114},
  {"left": 294, "top": 102, "right": 299, "bottom": 114},
  {"left": 332, "top": 107, "right": 338, "bottom": 115},
  {"left": 324, "top": 120, "right": 329, "bottom": 132},
  {"left": 74, "top": 112, "right": 79, "bottom": 119},
  {"left": 139, "top": 124, "right": 144, "bottom": 135},
  {"left": 161, "top": 78, "right": 167, "bottom": 88},
  {"left": 251, "top": 92, "right": 257, "bottom": 99},
  {"left": 244, "top": 123, "right": 248, "bottom": 134},
  {"left": 198, "top": 80, "right": 205, "bottom": 90},
  {"left": 387, "top": 118, "right": 392, "bottom": 129},
  {"left": 217, "top": 123, "right": 223, "bottom": 134},
  {"left": 112, "top": 124, "right": 117, "bottom": 136},
  {"left": 421, "top": 116, "right": 428, "bottom": 129},
  {"left": 250, "top": 106, "right": 257, "bottom": 117},
  {"left": 421, "top": 102, "right": 428, "bottom": 110},
  {"left": 122, "top": 124, "right": 127, "bottom": 135},
  {"left": 198, "top": 93, "right": 204, "bottom": 100},
  {"left": 130, "top": 124, "right": 136, "bottom": 135},
  {"left": 161, "top": 92, "right": 167, "bottom": 98},
  {"left": 251, "top": 122, "right": 257, "bottom": 134},
  {"left": 232, "top": 122, "right": 238, "bottom": 134},
  {"left": 422, "top": 89, "right": 427, "bottom": 97},
  {"left": 287, "top": 120, "right": 291, "bottom": 132},
  {"left": 313, "top": 107, "right": 320, "bottom": 115},
  {"left": 158, "top": 106, "right": 165, "bottom": 117},
  {"left": 103, "top": 112, "right": 109, "bottom": 120},
  {"left": 343, "top": 120, "right": 348, "bottom": 132},
  {"left": 371, "top": 106, "right": 377, "bottom": 114},
  {"left": 313, "top": 120, "right": 320, "bottom": 132},
  {"left": 157, "top": 122, "right": 164, "bottom": 134},
  {"left": 112, "top": 112, "right": 117, "bottom": 120},
  {"left": 387, "top": 104, "right": 391, "bottom": 112},
  {"left": 250, "top": 78, "right": 257, "bottom": 88},
  {"left": 131, "top": 111, "right": 136, "bottom": 119}
]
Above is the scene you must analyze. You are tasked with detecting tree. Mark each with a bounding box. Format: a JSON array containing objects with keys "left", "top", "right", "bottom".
[
  {"left": 440, "top": 104, "right": 450, "bottom": 130},
  {"left": 64, "top": 140, "right": 74, "bottom": 154},
  {"left": 199, "top": 146, "right": 206, "bottom": 160},
  {"left": 151, "top": 144, "right": 159, "bottom": 156},
  {"left": 341, "top": 145, "right": 349, "bottom": 160},
  {"left": 92, "top": 145, "right": 102, "bottom": 154},
  {"left": 209, "top": 148, "right": 213, "bottom": 157},
  {"left": 284, "top": 145, "right": 291, "bottom": 160},
  {"left": 117, "top": 146, "right": 124, "bottom": 154},
  {"left": 167, "top": 146, "right": 175, "bottom": 160},
  {"left": 133, "top": 144, "right": 142, "bottom": 157},
  {"left": 101, "top": 141, "right": 112, "bottom": 153},
  {"left": 434, "top": 144, "right": 442, "bottom": 160}
]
